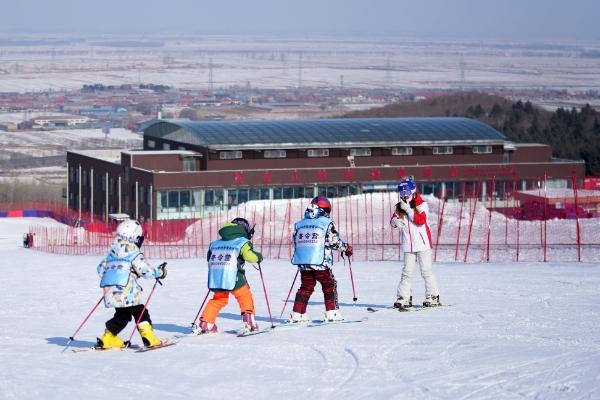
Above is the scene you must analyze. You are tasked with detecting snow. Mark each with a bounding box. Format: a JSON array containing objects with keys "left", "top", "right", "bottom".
[{"left": 1, "top": 217, "right": 600, "bottom": 399}]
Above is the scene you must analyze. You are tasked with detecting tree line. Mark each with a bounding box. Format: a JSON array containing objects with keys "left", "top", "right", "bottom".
[{"left": 342, "top": 92, "right": 600, "bottom": 176}]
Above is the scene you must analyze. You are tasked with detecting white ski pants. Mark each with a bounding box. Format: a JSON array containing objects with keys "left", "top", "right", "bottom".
[{"left": 397, "top": 248, "right": 439, "bottom": 300}]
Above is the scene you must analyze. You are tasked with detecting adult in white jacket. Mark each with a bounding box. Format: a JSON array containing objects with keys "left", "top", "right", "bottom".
[{"left": 390, "top": 179, "right": 440, "bottom": 309}]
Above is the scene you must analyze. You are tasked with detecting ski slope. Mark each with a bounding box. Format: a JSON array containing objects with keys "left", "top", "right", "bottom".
[{"left": 1, "top": 218, "right": 599, "bottom": 399}]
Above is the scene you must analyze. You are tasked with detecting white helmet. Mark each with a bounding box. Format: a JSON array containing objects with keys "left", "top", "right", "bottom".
[{"left": 116, "top": 220, "right": 144, "bottom": 247}]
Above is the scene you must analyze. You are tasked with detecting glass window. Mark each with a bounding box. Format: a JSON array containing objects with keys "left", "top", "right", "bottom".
[
  {"left": 264, "top": 150, "right": 287, "bottom": 158},
  {"left": 220, "top": 151, "right": 242, "bottom": 159},
  {"left": 204, "top": 190, "right": 215, "bottom": 206},
  {"left": 163, "top": 142, "right": 171, "bottom": 150},
  {"left": 273, "top": 187, "right": 283, "bottom": 200},
  {"left": 147, "top": 139, "right": 155, "bottom": 149},
  {"left": 180, "top": 191, "right": 191, "bottom": 208},
  {"left": 433, "top": 146, "right": 453, "bottom": 155},
  {"left": 237, "top": 189, "right": 249, "bottom": 204},
  {"left": 349, "top": 148, "right": 371, "bottom": 157},
  {"left": 308, "top": 149, "right": 329, "bottom": 157},
  {"left": 183, "top": 157, "right": 196, "bottom": 171},
  {"left": 168, "top": 191, "right": 179, "bottom": 209},
  {"left": 282, "top": 187, "right": 294, "bottom": 199},
  {"left": 473, "top": 145, "right": 492, "bottom": 154},
  {"left": 392, "top": 147, "right": 413, "bottom": 156}
]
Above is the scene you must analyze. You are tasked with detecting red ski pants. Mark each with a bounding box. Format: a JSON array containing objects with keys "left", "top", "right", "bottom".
[{"left": 293, "top": 269, "right": 338, "bottom": 314}]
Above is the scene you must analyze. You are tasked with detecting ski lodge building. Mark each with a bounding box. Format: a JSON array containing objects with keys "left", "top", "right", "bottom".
[{"left": 66, "top": 117, "right": 584, "bottom": 221}]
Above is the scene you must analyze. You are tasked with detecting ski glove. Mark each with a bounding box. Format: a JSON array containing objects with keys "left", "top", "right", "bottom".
[
  {"left": 398, "top": 199, "right": 410, "bottom": 212},
  {"left": 154, "top": 262, "right": 167, "bottom": 279},
  {"left": 344, "top": 244, "right": 353, "bottom": 257}
]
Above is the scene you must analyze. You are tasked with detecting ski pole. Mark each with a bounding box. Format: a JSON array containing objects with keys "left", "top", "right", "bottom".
[
  {"left": 190, "top": 289, "right": 211, "bottom": 329},
  {"left": 346, "top": 255, "right": 358, "bottom": 303},
  {"left": 62, "top": 295, "right": 103, "bottom": 353},
  {"left": 279, "top": 269, "right": 299, "bottom": 319},
  {"left": 126, "top": 278, "right": 162, "bottom": 347},
  {"left": 257, "top": 262, "right": 275, "bottom": 328}
]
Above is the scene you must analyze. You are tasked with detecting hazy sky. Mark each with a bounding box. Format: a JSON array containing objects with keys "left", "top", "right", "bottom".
[{"left": 1, "top": 0, "right": 598, "bottom": 41}]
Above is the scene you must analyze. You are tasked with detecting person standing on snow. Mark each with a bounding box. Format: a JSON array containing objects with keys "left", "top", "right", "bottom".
[
  {"left": 196, "top": 217, "right": 263, "bottom": 335},
  {"left": 289, "top": 195, "right": 353, "bottom": 323},
  {"left": 390, "top": 178, "right": 441, "bottom": 309},
  {"left": 96, "top": 220, "right": 167, "bottom": 348}
]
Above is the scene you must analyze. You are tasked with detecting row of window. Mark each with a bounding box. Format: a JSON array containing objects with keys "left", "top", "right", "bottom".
[{"left": 218, "top": 146, "right": 492, "bottom": 159}]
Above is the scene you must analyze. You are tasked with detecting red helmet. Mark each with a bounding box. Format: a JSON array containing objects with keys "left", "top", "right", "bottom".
[{"left": 311, "top": 195, "right": 331, "bottom": 215}]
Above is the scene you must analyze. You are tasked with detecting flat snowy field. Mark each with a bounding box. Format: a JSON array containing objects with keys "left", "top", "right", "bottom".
[{"left": 1, "top": 218, "right": 599, "bottom": 399}]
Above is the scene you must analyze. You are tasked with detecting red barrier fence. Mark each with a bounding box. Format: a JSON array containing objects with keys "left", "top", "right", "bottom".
[{"left": 5, "top": 176, "right": 600, "bottom": 263}]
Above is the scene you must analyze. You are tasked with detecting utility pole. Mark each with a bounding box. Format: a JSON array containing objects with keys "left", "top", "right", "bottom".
[
  {"left": 209, "top": 58, "right": 214, "bottom": 98},
  {"left": 298, "top": 52, "right": 303, "bottom": 89}
]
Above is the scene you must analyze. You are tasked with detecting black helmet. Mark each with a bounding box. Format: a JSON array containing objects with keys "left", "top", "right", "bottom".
[{"left": 232, "top": 217, "right": 255, "bottom": 239}]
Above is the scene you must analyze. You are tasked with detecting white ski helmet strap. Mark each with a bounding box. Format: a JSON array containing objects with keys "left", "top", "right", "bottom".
[{"left": 116, "top": 220, "right": 143, "bottom": 243}]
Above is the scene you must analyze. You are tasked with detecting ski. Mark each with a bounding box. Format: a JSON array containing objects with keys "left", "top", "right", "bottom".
[
  {"left": 366, "top": 305, "right": 451, "bottom": 313},
  {"left": 236, "top": 318, "right": 366, "bottom": 336},
  {"left": 236, "top": 326, "right": 274, "bottom": 337},
  {"left": 306, "top": 317, "right": 367, "bottom": 327},
  {"left": 135, "top": 339, "right": 178, "bottom": 353},
  {"left": 72, "top": 344, "right": 141, "bottom": 353}
]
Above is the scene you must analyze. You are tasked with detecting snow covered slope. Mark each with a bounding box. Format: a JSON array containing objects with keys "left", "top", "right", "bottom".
[{"left": 0, "top": 218, "right": 598, "bottom": 399}]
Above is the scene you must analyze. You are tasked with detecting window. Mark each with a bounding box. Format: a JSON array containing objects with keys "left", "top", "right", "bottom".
[
  {"left": 219, "top": 151, "right": 242, "bottom": 160},
  {"left": 163, "top": 143, "right": 171, "bottom": 150},
  {"left": 264, "top": 150, "right": 287, "bottom": 158},
  {"left": 183, "top": 157, "right": 196, "bottom": 171},
  {"left": 349, "top": 148, "right": 371, "bottom": 157},
  {"left": 473, "top": 145, "right": 492, "bottom": 154},
  {"left": 392, "top": 147, "right": 413, "bottom": 156},
  {"left": 308, "top": 149, "right": 329, "bottom": 157},
  {"left": 147, "top": 139, "right": 155, "bottom": 149},
  {"left": 433, "top": 146, "right": 453, "bottom": 155}
]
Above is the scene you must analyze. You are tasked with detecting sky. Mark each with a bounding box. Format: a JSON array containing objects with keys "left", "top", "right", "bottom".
[{"left": 1, "top": 0, "right": 599, "bottom": 41}]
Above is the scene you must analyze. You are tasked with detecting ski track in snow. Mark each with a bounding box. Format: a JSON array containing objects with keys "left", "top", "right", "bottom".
[{"left": 1, "top": 217, "right": 600, "bottom": 399}]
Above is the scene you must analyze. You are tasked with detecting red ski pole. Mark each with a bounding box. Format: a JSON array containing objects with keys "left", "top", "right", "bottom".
[
  {"left": 346, "top": 255, "right": 358, "bottom": 303},
  {"left": 257, "top": 262, "right": 275, "bottom": 328},
  {"left": 126, "top": 278, "right": 163, "bottom": 346},
  {"left": 190, "top": 289, "right": 211, "bottom": 329},
  {"left": 279, "top": 269, "right": 299, "bottom": 319},
  {"left": 62, "top": 295, "right": 103, "bottom": 352}
]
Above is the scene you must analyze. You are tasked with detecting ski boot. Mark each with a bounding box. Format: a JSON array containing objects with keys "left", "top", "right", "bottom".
[
  {"left": 423, "top": 295, "right": 441, "bottom": 307},
  {"left": 137, "top": 321, "right": 162, "bottom": 347},
  {"left": 97, "top": 329, "right": 125, "bottom": 349},
  {"left": 393, "top": 296, "right": 412, "bottom": 311},
  {"left": 323, "top": 309, "right": 344, "bottom": 322},
  {"left": 242, "top": 313, "right": 259, "bottom": 332},
  {"left": 194, "top": 320, "right": 218, "bottom": 335},
  {"left": 289, "top": 311, "right": 310, "bottom": 324}
]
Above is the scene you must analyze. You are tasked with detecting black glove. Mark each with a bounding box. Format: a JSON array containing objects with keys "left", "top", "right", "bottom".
[{"left": 155, "top": 262, "right": 167, "bottom": 279}]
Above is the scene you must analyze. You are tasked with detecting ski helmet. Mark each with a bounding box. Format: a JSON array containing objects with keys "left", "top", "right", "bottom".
[
  {"left": 397, "top": 179, "right": 417, "bottom": 199},
  {"left": 232, "top": 217, "right": 255, "bottom": 239},
  {"left": 115, "top": 219, "right": 144, "bottom": 248},
  {"left": 305, "top": 195, "right": 331, "bottom": 218},
  {"left": 311, "top": 195, "right": 331, "bottom": 214}
]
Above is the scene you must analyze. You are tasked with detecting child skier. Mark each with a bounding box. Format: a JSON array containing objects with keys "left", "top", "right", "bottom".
[
  {"left": 289, "top": 195, "right": 353, "bottom": 323},
  {"left": 96, "top": 219, "right": 167, "bottom": 348},
  {"left": 390, "top": 178, "right": 440, "bottom": 309},
  {"left": 197, "top": 217, "right": 263, "bottom": 334}
]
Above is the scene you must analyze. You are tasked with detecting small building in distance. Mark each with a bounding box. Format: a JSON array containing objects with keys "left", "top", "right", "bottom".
[
  {"left": 66, "top": 117, "right": 585, "bottom": 221},
  {"left": 31, "top": 115, "right": 91, "bottom": 128}
]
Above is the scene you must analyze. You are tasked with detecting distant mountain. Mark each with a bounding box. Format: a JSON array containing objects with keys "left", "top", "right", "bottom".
[{"left": 341, "top": 92, "right": 600, "bottom": 176}]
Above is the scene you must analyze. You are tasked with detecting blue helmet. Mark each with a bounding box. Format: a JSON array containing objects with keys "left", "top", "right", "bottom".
[{"left": 397, "top": 179, "right": 417, "bottom": 199}]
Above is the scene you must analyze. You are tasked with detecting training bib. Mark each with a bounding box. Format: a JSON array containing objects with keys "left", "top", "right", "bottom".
[
  {"left": 207, "top": 237, "right": 249, "bottom": 290},
  {"left": 291, "top": 217, "right": 331, "bottom": 265}
]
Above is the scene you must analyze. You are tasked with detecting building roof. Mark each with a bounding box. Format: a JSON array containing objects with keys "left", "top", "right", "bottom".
[{"left": 144, "top": 117, "right": 508, "bottom": 150}]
